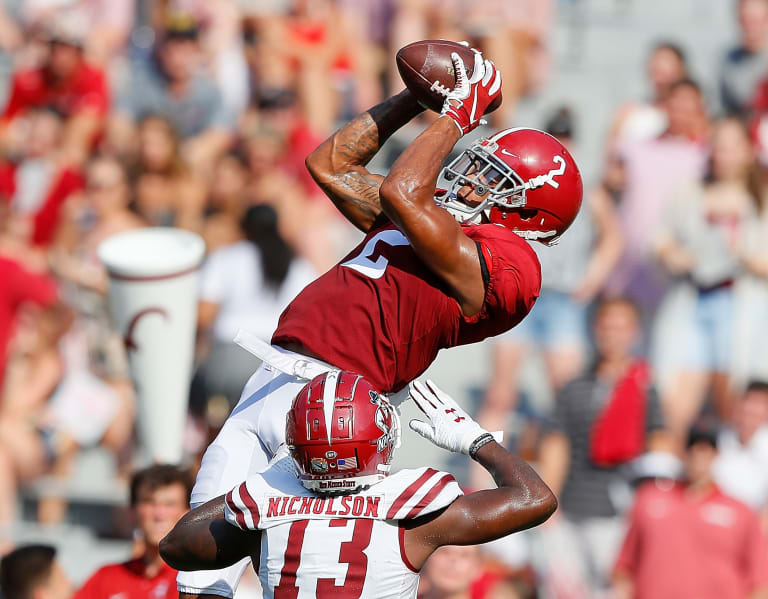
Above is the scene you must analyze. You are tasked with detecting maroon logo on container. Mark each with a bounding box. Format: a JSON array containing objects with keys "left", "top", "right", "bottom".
[{"left": 123, "top": 307, "right": 169, "bottom": 352}]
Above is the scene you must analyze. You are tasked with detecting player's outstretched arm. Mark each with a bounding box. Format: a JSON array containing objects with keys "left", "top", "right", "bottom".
[
  {"left": 160, "top": 496, "right": 259, "bottom": 572},
  {"left": 305, "top": 90, "right": 424, "bottom": 233},
  {"left": 378, "top": 51, "right": 501, "bottom": 317},
  {"left": 404, "top": 381, "right": 556, "bottom": 569}
]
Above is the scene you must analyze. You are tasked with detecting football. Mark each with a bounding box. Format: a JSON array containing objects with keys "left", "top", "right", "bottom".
[{"left": 396, "top": 39, "right": 503, "bottom": 113}]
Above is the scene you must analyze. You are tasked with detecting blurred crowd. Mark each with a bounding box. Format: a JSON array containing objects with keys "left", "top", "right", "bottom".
[{"left": 2, "top": 0, "right": 768, "bottom": 598}]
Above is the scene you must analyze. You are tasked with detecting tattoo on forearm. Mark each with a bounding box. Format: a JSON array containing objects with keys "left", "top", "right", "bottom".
[
  {"left": 332, "top": 171, "right": 382, "bottom": 219},
  {"left": 335, "top": 114, "right": 381, "bottom": 166},
  {"left": 316, "top": 115, "right": 383, "bottom": 221},
  {"left": 311, "top": 91, "right": 422, "bottom": 229}
]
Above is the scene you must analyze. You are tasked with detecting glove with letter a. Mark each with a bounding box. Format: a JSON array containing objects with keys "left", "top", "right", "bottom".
[{"left": 440, "top": 48, "right": 502, "bottom": 136}]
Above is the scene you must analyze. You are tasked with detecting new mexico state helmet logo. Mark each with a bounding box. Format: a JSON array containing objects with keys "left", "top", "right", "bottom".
[{"left": 370, "top": 390, "right": 396, "bottom": 453}]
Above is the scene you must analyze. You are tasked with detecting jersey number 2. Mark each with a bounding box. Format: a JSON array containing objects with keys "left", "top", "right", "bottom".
[
  {"left": 341, "top": 229, "right": 410, "bottom": 279},
  {"left": 274, "top": 518, "right": 374, "bottom": 599}
]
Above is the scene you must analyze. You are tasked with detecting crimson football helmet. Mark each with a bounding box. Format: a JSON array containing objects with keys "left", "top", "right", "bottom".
[
  {"left": 285, "top": 371, "right": 401, "bottom": 494},
  {"left": 435, "top": 127, "right": 583, "bottom": 245}
]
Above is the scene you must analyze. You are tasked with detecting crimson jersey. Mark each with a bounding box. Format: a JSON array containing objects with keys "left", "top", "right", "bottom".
[
  {"left": 272, "top": 222, "right": 541, "bottom": 392},
  {"left": 74, "top": 559, "right": 178, "bottom": 599}
]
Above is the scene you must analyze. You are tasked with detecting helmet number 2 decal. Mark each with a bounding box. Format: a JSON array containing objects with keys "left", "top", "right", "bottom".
[
  {"left": 525, "top": 155, "right": 566, "bottom": 190},
  {"left": 341, "top": 229, "right": 410, "bottom": 279}
]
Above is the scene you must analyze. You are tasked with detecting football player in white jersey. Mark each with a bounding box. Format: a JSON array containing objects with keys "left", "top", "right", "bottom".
[{"left": 160, "top": 371, "right": 556, "bottom": 598}]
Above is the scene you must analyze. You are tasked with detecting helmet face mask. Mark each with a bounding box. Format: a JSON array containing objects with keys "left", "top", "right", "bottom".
[
  {"left": 438, "top": 144, "right": 528, "bottom": 217},
  {"left": 286, "top": 371, "right": 400, "bottom": 495},
  {"left": 435, "top": 128, "right": 583, "bottom": 245}
]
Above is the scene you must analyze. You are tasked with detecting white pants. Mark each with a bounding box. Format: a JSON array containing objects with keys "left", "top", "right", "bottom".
[{"left": 177, "top": 334, "right": 334, "bottom": 597}]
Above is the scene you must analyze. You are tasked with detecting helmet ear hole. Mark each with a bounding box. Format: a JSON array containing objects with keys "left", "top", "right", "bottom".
[{"left": 516, "top": 208, "right": 538, "bottom": 221}]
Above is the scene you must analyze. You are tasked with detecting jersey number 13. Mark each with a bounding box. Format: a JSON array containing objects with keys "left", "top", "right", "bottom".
[{"left": 273, "top": 518, "right": 374, "bottom": 598}]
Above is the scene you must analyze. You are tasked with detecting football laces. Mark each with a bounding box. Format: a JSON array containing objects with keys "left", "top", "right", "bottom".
[{"left": 430, "top": 80, "right": 451, "bottom": 97}]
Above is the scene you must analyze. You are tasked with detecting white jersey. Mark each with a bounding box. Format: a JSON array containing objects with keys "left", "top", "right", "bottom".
[
  {"left": 224, "top": 451, "right": 462, "bottom": 599},
  {"left": 179, "top": 339, "right": 411, "bottom": 598}
]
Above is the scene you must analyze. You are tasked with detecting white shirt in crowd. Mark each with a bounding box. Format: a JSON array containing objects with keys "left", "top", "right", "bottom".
[
  {"left": 713, "top": 426, "right": 768, "bottom": 511},
  {"left": 199, "top": 240, "right": 317, "bottom": 344}
]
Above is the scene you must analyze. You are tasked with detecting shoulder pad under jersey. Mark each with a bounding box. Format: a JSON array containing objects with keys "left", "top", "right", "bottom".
[{"left": 224, "top": 463, "right": 462, "bottom": 530}]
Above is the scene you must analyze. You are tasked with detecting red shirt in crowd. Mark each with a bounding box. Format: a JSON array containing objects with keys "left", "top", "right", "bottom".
[
  {"left": 0, "top": 256, "right": 58, "bottom": 392},
  {"left": 278, "top": 121, "right": 324, "bottom": 199},
  {"left": 0, "top": 162, "right": 84, "bottom": 247},
  {"left": 73, "top": 559, "right": 178, "bottom": 599},
  {"left": 273, "top": 222, "right": 541, "bottom": 393},
  {"left": 614, "top": 481, "right": 768, "bottom": 599},
  {"left": 2, "top": 61, "right": 109, "bottom": 122}
]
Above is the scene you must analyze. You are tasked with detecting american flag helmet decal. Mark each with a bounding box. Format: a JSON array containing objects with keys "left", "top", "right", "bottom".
[{"left": 337, "top": 456, "right": 358, "bottom": 471}]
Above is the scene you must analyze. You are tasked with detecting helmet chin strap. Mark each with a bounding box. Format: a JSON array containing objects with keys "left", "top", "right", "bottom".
[
  {"left": 441, "top": 190, "right": 561, "bottom": 245},
  {"left": 438, "top": 191, "right": 487, "bottom": 225},
  {"left": 446, "top": 206, "right": 483, "bottom": 225},
  {"left": 512, "top": 229, "right": 559, "bottom": 245}
]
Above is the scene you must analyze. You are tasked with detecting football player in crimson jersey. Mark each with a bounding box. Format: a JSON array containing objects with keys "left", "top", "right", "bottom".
[
  {"left": 177, "top": 49, "right": 580, "bottom": 598},
  {"left": 161, "top": 372, "right": 556, "bottom": 599}
]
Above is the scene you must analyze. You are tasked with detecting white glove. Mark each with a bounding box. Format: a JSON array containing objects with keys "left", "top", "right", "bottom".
[
  {"left": 409, "top": 380, "right": 502, "bottom": 455},
  {"left": 440, "top": 48, "right": 502, "bottom": 136}
]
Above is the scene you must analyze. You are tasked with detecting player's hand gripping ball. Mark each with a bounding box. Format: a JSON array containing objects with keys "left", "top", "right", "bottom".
[
  {"left": 440, "top": 50, "right": 502, "bottom": 135},
  {"left": 396, "top": 39, "right": 503, "bottom": 114}
]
